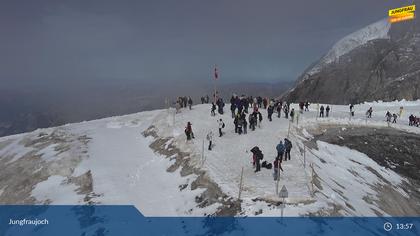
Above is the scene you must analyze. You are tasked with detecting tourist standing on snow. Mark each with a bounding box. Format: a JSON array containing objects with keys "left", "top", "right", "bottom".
[
  {"left": 399, "top": 106, "right": 404, "bottom": 117},
  {"left": 217, "top": 119, "right": 225, "bottom": 137},
  {"left": 350, "top": 104, "right": 355, "bottom": 117},
  {"left": 188, "top": 97, "right": 193, "bottom": 110},
  {"left": 283, "top": 104, "right": 289, "bottom": 119},
  {"left": 409, "top": 114, "right": 415, "bottom": 126},
  {"left": 243, "top": 116, "right": 248, "bottom": 134},
  {"left": 319, "top": 105, "right": 325, "bottom": 118},
  {"left": 290, "top": 108, "right": 295, "bottom": 123},
  {"left": 230, "top": 103, "right": 236, "bottom": 118},
  {"left": 185, "top": 122, "right": 194, "bottom": 140},
  {"left": 385, "top": 111, "right": 392, "bottom": 122},
  {"left": 326, "top": 105, "right": 331, "bottom": 117},
  {"left": 299, "top": 102, "right": 304, "bottom": 113},
  {"left": 211, "top": 103, "right": 216, "bottom": 116},
  {"left": 250, "top": 146, "right": 263, "bottom": 173},
  {"left": 267, "top": 104, "right": 274, "bottom": 122},
  {"left": 304, "top": 101, "right": 310, "bottom": 111},
  {"left": 206, "top": 131, "right": 213, "bottom": 150},
  {"left": 276, "top": 102, "right": 282, "bottom": 118},
  {"left": 273, "top": 157, "right": 283, "bottom": 181},
  {"left": 249, "top": 113, "right": 256, "bottom": 131},
  {"left": 276, "top": 141, "right": 285, "bottom": 162},
  {"left": 257, "top": 111, "right": 263, "bottom": 128},
  {"left": 284, "top": 138, "right": 292, "bottom": 161}
]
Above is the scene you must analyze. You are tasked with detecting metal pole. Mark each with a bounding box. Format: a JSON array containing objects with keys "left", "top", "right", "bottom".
[
  {"left": 238, "top": 167, "right": 244, "bottom": 200},
  {"left": 276, "top": 165, "right": 281, "bottom": 195},
  {"left": 304, "top": 145, "right": 306, "bottom": 169},
  {"left": 201, "top": 139, "right": 205, "bottom": 166},
  {"left": 287, "top": 120, "right": 291, "bottom": 138},
  {"left": 311, "top": 163, "right": 315, "bottom": 195}
]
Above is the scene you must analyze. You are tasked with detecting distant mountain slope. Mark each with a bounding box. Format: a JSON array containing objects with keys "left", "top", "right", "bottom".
[{"left": 284, "top": 12, "right": 420, "bottom": 104}]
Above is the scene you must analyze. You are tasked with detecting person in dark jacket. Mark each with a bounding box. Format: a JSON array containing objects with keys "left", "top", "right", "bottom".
[
  {"left": 206, "top": 131, "right": 213, "bottom": 150},
  {"left": 250, "top": 146, "right": 263, "bottom": 173},
  {"left": 267, "top": 105, "right": 274, "bottom": 122},
  {"left": 320, "top": 105, "right": 325, "bottom": 118},
  {"left": 276, "top": 141, "right": 285, "bottom": 162},
  {"left": 273, "top": 157, "right": 283, "bottom": 181},
  {"left": 284, "top": 138, "right": 292, "bottom": 161},
  {"left": 185, "top": 122, "right": 194, "bottom": 140},
  {"left": 326, "top": 105, "right": 331, "bottom": 117},
  {"left": 188, "top": 97, "right": 193, "bottom": 110},
  {"left": 290, "top": 108, "right": 295, "bottom": 123},
  {"left": 211, "top": 103, "right": 216, "bottom": 116},
  {"left": 392, "top": 113, "right": 398, "bottom": 123}
]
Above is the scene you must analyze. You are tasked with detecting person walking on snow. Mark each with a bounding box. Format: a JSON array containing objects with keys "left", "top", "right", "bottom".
[
  {"left": 273, "top": 157, "right": 283, "bottom": 181},
  {"left": 217, "top": 119, "right": 225, "bottom": 137},
  {"left": 276, "top": 141, "right": 285, "bottom": 162},
  {"left": 366, "top": 107, "right": 373, "bottom": 118},
  {"left": 326, "top": 105, "right": 331, "bottom": 117},
  {"left": 284, "top": 138, "right": 292, "bottom": 161},
  {"left": 392, "top": 113, "right": 398, "bottom": 123},
  {"left": 211, "top": 103, "right": 216, "bottom": 116},
  {"left": 185, "top": 122, "right": 194, "bottom": 140},
  {"left": 206, "top": 131, "right": 213, "bottom": 150}
]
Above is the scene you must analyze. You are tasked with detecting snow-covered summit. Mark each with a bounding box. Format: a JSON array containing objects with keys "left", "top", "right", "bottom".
[{"left": 307, "top": 18, "right": 391, "bottom": 76}]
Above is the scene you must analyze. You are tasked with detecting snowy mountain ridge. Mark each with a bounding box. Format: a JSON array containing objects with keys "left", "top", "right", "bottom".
[{"left": 306, "top": 18, "right": 391, "bottom": 76}]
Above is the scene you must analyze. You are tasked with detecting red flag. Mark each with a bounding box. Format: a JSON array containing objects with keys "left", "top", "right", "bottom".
[{"left": 214, "top": 67, "right": 218, "bottom": 80}]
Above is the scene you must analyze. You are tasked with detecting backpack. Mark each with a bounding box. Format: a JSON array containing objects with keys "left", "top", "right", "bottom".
[
  {"left": 257, "top": 151, "right": 263, "bottom": 160},
  {"left": 222, "top": 123, "right": 225, "bottom": 128}
]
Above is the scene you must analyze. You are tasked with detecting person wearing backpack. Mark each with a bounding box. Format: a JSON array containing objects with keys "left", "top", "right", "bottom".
[
  {"left": 217, "top": 119, "right": 225, "bottom": 137},
  {"left": 284, "top": 138, "right": 292, "bottom": 161}
]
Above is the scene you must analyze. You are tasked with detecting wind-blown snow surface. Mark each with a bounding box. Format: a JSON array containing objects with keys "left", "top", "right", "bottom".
[
  {"left": 307, "top": 18, "right": 391, "bottom": 76},
  {"left": 0, "top": 100, "right": 419, "bottom": 216}
]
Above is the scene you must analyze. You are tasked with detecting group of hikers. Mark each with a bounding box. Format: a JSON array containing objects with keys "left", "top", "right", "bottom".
[
  {"left": 176, "top": 96, "right": 193, "bottom": 112},
  {"left": 249, "top": 137, "right": 292, "bottom": 180},
  {"left": 182, "top": 95, "right": 420, "bottom": 182},
  {"left": 183, "top": 93, "right": 296, "bottom": 180}
]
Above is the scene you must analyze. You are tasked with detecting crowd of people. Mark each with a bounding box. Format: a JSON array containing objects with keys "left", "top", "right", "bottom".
[
  {"left": 180, "top": 93, "right": 297, "bottom": 179},
  {"left": 179, "top": 94, "right": 420, "bottom": 183}
]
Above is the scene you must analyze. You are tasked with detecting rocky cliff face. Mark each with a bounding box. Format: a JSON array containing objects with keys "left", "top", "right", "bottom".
[{"left": 284, "top": 13, "right": 420, "bottom": 104}]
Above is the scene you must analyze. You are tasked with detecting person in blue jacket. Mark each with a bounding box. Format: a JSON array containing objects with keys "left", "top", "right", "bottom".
[{"left": 276, "top": 141, "right": 285, "bottom": 162}]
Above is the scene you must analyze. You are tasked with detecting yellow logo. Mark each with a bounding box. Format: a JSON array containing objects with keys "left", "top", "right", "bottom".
[
  {"left": 388, "top": 5, "right": 416, "bottom": 23},
  {"left": 389, "top": 5, "right": 415, "bottom": 16}
]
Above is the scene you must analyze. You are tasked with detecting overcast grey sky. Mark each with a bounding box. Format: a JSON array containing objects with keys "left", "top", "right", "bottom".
[{"left": 0, "top": 0, "right": 409, "bottom": 88}]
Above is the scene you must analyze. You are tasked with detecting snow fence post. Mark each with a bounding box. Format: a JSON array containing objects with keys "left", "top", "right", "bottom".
[
  {"left": 311, "top": 163, "right": 315, "bottom": 196},
  {"left": 201, "top": 139, "right": 205, "bottom": 166},
  {"left": 238, "top": 167, "right": 244, "bottom": 200},
  {"left": 303, "top": 145, "right": 306, "bottom": 169},
  {"left": 287, "top": 120, "right": 291, "bottom": 138}
]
